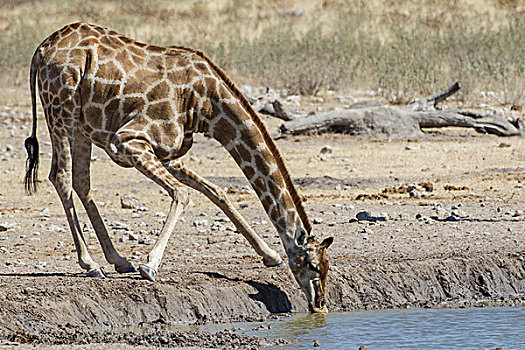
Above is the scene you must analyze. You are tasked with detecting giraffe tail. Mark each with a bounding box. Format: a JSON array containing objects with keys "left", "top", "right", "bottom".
[{"left": 24, "top": 50, "right": 40, "bottom": 195}]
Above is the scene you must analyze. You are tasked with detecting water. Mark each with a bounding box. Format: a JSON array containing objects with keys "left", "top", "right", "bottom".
[{"left": 216, "top": 306, "right": 525, "bottom": 349}]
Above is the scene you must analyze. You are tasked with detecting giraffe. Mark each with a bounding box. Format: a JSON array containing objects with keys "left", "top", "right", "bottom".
[{"left": 24, "top": 22, "right": 334, "bottom": 313}]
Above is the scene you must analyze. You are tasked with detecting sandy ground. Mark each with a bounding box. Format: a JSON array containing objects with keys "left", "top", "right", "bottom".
[{"left": 0, "top": 102, "right": 524, "bottom": 348}]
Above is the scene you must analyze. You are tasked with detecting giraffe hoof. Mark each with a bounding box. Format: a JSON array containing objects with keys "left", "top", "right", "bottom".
[
  {"left": 86, "top": 267, "right": 106, "bottom": 278},
  {"left": 138, "top": 265, "right": 156, "bottom": 282},
  {"left": 263, "top": 257, "right": 285, "bottom": 267},
  {"left": 115, "top": 262, "right": 136, "bottom": 274}
]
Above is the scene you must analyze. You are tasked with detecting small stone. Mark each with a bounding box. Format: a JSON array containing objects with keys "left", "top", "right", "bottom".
[
  {"left": 120, "top": 194, "right": 145, "bottom": 210},
  {"left": 328, "top": 222, "right": 336, "bottom": 227},
  {"left": 498, "top": 142, "right": 511, "bottom": 148},
  {"left": 320, "top": 145, "right": 333, "bottom": 154},
  {"left": 409, "top": 190, "right": 424, "bottom": 198},
  {"left": 40, "top": 208, "right": 50, "bottom": 217},
  {"left": 193, "top": 219, "right": 209, "bottom": 228},
  {"left": 313, "top": 339, "right": 320, "bottom": 347},
  {"left": 313, "top": 218, "right": 323, "bottom": 224},
  {"left": 286, "top": 95, "right": 301, "bottom": 106},
  {"left": 356, "top": 211, "right": 386, "bottom": 222},
  {"left": 138, "top": 236, "right": 153, "bottom": 245},
  {"left": 128, "top": 232, "right": 139, "bottom": 241},
  {"left": 451, "top": 209, "right": 468, "bottom": 218}
]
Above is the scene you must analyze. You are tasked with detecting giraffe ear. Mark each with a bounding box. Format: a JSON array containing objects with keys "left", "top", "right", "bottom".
[
  {"left": 294, "top": 226, "right": 308, "bottom": 247},
  {"left": 320, "top": 236, "right": 334, "bottom": 249}
]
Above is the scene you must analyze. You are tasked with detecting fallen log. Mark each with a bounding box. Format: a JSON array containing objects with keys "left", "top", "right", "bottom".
[
  {"left": 280, "top": 82, "right": 523, "bottom": 137},
  {"left": 280, "top": 105, "right": 424, "bottom": 138}
]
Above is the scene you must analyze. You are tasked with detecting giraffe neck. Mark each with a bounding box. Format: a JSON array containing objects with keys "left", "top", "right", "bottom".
[{"left": 201, "top": 71, "right": 311, "bottom": 257}]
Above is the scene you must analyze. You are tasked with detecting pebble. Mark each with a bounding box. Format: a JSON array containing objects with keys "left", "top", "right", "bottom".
[
  {"left": 120, "top": 194, "right": 148, "bottom": 211},
  {"left": 451, "top": 209, "right": 469, "bottom": 218},
  {"left": 312, "top": 218, "right": 323, "bottom": 224},
  {"left": 286, "top": 95, "right": 301, "bottom": 106},
  {"left": 211, "top": 221, "right": 225, "bottom": 231},
  {"left": 193, "top": 219, "right": 209, "bottom": 228},
  {"left": 320, "top": 145, "right": 333, "bottom": 154},
  {"left": 138, "top": 236, "right": 154, "bottom": 245},
  {"left": 356, "top": 211, "right": 387, "bottom": 222},
  {"left": 110, "top": 221, "right": 129, "bottom": 231}
]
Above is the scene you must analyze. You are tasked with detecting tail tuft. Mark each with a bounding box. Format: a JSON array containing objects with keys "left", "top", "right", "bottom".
[{"left": 24, "top": 136, "right": 39, "bottom": 195}]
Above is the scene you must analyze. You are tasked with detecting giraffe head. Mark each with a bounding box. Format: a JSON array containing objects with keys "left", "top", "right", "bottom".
[{"left": 289, "top": 227, "right": 334, "bottom": 313}]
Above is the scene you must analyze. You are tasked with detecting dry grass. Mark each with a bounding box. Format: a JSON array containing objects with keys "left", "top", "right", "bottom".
[{"left": 0, "top": 0, "right": 524, "bottom": 106}]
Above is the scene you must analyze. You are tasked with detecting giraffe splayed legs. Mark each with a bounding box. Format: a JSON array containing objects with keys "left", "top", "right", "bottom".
[{"left": 25, "top": 22, "right": 332, "bottom": 312}]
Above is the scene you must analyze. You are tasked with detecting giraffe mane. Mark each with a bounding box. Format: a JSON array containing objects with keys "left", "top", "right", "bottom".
[{"left": 172, "top": 46, "right": 312, "bottom": 234}]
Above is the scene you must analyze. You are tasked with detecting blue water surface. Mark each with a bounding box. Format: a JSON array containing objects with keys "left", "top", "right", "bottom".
[{"left": 232, "top": 306, "right": 525, "bottom": 349}]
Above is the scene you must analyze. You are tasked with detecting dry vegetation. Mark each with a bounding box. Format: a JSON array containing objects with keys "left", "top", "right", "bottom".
[{"left": 0, "top": 0, "right": 524, "bottom": 106}]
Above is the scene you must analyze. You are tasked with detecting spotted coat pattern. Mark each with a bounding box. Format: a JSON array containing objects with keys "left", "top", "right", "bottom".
[{"left": 25, "top": 22, "right": 332, "bottom": 312}]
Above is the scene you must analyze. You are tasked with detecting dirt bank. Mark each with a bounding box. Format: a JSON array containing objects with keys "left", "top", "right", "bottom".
[{"left": 1, "top": 106, "right": 524, "bottom": 348}]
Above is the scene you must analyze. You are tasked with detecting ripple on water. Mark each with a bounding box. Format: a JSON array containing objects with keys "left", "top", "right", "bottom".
[{"left": 220, "top": 306, "right": 525, "bottom": 350}]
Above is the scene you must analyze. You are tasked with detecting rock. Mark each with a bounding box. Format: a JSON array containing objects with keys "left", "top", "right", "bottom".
[
  {"left": 193, "top": 219, "right": 209, "bottom": 228},
  {"left": 40, "top": 208, "right": 50, "bottom": 217},
  {"left": 286, "top": 95, "right": 301, "bottom": 106},
  {"left": 313, "top": 339, "right": 320, "bottom": 347},
  {"left": 110, "top": 221, "right": 129, "bottom": 230},
  {"left": 451, "top": 209, "right": 469, "bottom": 218},
  {"left": 356, "top": 211, "right": 386, "bottom": 222},
  {"left": 120, "top": 194, "right": 147, "bottom": 210},
  {"left": 313, "top": 218, "right": 323, "bottom": 224},
  {"left": 320, "top": 145, "right": 333, "bottom": 154},
  {"left": 138, "top": 236, "right": 154, "bottom": 245}
]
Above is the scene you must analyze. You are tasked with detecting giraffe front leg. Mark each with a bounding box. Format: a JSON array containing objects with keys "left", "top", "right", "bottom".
[
  {"left": 138, "top": 198, "right": 185, "bottom": 281},
  {"left": 109, "top": 135, "right": 189, "bottom": 281},
  {"left": 165, "top": 160, "right": 283, "bottom": 267}
]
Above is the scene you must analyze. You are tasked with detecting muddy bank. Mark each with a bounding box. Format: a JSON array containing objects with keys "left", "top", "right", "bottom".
[{"left": 1, "top": 253, "right": 524, "bottom": 339}]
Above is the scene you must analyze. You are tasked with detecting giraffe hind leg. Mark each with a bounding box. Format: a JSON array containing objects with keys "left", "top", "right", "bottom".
[
  {"left": 72, "top": 131, "right": 135, "bottom": 274},
  {"left": 48, "top": 133, "right": 106, "bottom": 278}
]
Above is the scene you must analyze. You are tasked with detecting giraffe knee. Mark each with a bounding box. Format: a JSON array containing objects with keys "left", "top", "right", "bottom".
[{"left": 172, "top": 187, "right": 190, "bottom": 207}]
